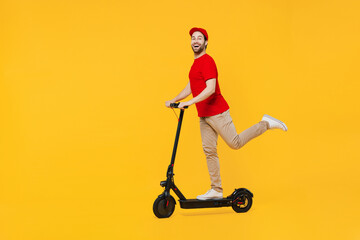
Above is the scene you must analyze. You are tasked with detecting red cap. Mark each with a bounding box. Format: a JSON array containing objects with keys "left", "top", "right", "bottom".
[{"left": 189, "top": 27, "right": 208, "bottom": 40}]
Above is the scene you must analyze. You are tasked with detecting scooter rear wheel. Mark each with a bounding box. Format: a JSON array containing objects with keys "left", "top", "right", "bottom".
[
  {"left": 232, "top": 191, "right": 253, "bottom": 213},
  {"left": 153, "top": 195, "right": 176, "bottom": 218}
]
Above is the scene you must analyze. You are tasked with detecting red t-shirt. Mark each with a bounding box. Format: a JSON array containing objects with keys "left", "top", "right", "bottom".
[{"left": 189, "top": 53, "right": 229, "bottom": 117}]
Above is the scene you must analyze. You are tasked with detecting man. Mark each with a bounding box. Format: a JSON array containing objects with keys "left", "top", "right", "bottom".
[{"left": 165, "top": 27, "right": 288, "bottom": 200}]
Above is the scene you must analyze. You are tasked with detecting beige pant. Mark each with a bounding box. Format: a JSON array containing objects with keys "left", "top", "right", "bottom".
[{"left": 199, "top": 109, "right": 269, "bottom": 193}]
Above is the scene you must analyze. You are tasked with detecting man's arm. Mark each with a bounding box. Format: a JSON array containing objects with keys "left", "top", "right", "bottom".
[
  {"left": 172, "top": 82, "right": 192, "bottom": 102},
  {"left": 165, "top": 82, "right": 192, "bottom": 107},
  {"left": 178, "top": 78, "right": 216, "bottom": 109}
]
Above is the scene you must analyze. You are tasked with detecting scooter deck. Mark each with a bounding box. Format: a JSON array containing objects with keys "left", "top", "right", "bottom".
[{"left": 179, "top": 198, "right": 233, "bottom": 209}]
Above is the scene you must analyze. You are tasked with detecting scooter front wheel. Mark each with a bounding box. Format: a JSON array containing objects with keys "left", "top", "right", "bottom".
[
  {"left": 232, "top": 191, "right": 253, "bottom": 213},
  {"left": 153, "top": 195, "right": 176, "bottom": 218}
]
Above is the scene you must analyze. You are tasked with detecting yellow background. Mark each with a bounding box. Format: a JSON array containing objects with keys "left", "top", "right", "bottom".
[{"left": 1, "top": 0, "right": 360, "bottom": 239}]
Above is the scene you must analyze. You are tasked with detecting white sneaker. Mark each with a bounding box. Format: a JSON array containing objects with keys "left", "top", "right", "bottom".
[
  {"left": 196, "top": 189, "right": 223, "bottom": 200},
  {"left": 262, "top": 114, "right": 288, "bottom": 131}
]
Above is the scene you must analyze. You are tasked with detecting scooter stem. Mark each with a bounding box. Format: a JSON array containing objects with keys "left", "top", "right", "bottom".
[{"left": 170, "top": 108, "right": 185, "bottom": 169}]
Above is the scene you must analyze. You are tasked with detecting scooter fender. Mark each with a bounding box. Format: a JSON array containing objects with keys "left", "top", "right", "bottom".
[
  {"left": 231, "top": 188, "right": 254, "bottom": 198},
  {"left": 157, "top": 192, "right": 177, "bottom": 205}
]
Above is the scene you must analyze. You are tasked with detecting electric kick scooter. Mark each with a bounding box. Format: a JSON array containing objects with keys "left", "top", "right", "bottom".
[{"left": 153, "top": 103, "right": 253, "bottom": 218}]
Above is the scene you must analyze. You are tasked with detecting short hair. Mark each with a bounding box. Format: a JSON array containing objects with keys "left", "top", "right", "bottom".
[{"left": 201, "top": 33, "right": 208, "bottom": 49}]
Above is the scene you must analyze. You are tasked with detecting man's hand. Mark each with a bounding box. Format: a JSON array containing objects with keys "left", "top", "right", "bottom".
[
  {"left": 165, "top": 100, "right": 176, "bottom": 108},
  {"left": 178, "top": 100, "right": 193, "bottom": 109}
]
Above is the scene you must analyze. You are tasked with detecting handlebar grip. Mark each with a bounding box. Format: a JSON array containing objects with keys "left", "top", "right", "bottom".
[{"left": 170, "top": 103, "right": 188, "bottom": 109}]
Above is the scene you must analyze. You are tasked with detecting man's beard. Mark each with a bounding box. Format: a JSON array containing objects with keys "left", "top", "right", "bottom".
[{"left": 192, "top": 44, "right": 205, "bottom": 53}]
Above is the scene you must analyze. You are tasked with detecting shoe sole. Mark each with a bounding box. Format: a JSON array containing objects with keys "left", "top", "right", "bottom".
[
  {"left": 196, "top": 197, "right": 223, "bottom": 200},
  {"left": 263, "top": 114, "right": 288, "bottom": 131}
]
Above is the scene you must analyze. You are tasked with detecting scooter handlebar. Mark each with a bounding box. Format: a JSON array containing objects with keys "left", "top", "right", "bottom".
[{"left": 170, "top": 103, "right": 188, "bottom": 109}]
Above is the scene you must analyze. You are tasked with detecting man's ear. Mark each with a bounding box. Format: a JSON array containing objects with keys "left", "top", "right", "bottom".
[{"left": 205, "top": 40, "right": 208, "bottom": 46}]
